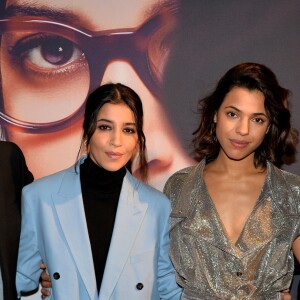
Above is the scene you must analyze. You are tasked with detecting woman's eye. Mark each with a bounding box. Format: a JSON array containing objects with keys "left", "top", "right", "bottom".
[
  {"left": 32, "top": 36, "right": 83, "bottom": 67},
  {"left": 253, "top": 117, "right": 264, "bottom": 123},
  {"left": 227, "top": 112, "right": 237, "bottom": 118},
  {"left": 9, "top": 34, "right": 84, "bottom": 68},
  {"left": 99, "top": 125, "right": 111, "bottom": 130},
  {"left": 1, "top": 31, "right": 90, "bottom": 124},
  {"left": 123, "top": 127, "right": 136, "bottom": 134}
]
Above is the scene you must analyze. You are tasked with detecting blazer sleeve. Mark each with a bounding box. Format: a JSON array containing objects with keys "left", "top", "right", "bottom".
[
  {"left": 157, "top": 195, "right": 182, "bottom": 300},
  {"left": 16, "top": 186, "right": 42, "bottom": 297}
]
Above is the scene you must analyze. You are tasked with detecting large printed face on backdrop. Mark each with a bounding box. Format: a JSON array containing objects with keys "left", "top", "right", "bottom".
[{"left": 0, "top": 0, "right": 194, "bottom": 190}]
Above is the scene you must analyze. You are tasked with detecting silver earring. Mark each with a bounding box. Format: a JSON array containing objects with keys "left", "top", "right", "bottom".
[{"left": 211, "top": 122, "right": 218, "bottom": 142}]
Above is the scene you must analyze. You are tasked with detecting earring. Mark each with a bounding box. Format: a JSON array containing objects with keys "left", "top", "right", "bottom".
[
  {"left": 211, "top": 122, "right": 218, "bottom": 142},
  {"left": 213, "top": 113, "right": 217, "bottom": 123}
]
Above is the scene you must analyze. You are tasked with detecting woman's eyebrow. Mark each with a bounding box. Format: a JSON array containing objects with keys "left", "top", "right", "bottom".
[
  {"left": 4, "top": 4, "right": 79, "bottom": 23},
  {"left": 4, "top": 1, "right": 178, "bottom": 26},
  {"left": 97, "top": 119, "right": 136, "bottom": 126},
  {"left": 225, "top": 106, "right": 268, "bottom": 117},
  {"left": 224, "top": 105, "right": 241, "bottom": 112},
  {"left": 97, "top": 118, "right": 113, "bottom": 123}
]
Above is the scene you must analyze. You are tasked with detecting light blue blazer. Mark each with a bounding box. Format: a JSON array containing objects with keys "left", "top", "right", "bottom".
[{"left": 16, "top": 157, "right": 182, "bottom": 300}]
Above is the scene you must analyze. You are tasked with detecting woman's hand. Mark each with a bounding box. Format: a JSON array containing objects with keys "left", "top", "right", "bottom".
[
  {"left": 281, "top": 289, "right": 291, "bottom": 300},
  {"left": 40, "top": 262, "right": 52, "bottom": 299}
]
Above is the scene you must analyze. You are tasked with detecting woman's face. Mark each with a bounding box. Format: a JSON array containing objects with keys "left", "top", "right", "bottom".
[
  {"left": 89, "top": 103, "right": 138, "bottom": 172},
  {"left": 1, "top": 0, "right": 194, "bottom": 190},
  {"left": 215, "top": 86, "right": 270, "bottom": 163}
]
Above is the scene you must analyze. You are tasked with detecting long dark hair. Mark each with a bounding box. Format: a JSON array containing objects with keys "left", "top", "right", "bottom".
[
  {"left": 192, "top": 62, "right": 298, "bottom": 168},
  {"left": 79, "top": 83, "right": 148, "bottom": 181}
]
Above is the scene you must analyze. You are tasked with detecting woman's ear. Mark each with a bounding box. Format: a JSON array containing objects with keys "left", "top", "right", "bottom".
[
  {"left": 213, "top": 113, "right": 217, "bottom": 123},
  {"left": 266, "top": 124, "right": 271, "bottom": 134},
  {"left": 132, "top": 142, "right": 139, "bottom": 158}
]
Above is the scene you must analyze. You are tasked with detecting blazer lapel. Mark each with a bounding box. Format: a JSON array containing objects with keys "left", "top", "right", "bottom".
[
  {"left": 99, "top": 172, "right": 148, "bottom": 299},
  {"left": 52, "top": 164, "right": 97, "bottom": 300}
]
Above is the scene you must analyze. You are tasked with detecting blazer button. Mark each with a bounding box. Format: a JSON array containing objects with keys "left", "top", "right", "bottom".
[
  {"left": 53, "top": 272, "right": 60, "bottom": 280},
  {"left": 136, "top": 283, "right": 144, "bottom": 290}
]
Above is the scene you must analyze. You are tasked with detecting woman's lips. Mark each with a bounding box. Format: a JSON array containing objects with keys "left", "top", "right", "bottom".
[
  {"left": 106, "top": 151, "right": 123, "bottom": 159},
  {"left": 230, "top": 139, "right": 249, "bottom": 148}
]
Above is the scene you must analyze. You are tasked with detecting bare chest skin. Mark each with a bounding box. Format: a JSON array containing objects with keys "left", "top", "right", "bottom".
[{"left": 204, "top": 164, "right": 267, "bottom": 245}]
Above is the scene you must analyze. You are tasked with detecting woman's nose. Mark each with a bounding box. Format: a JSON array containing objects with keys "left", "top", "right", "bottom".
[
  {"left": 236, "top": 118, "right": 249, "bottom": 135},
  {"left": 110, "top": 130, "right": 122, "bottom": 147}
]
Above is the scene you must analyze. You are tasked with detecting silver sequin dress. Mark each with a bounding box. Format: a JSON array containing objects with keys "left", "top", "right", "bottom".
[{"left": 164, "top": 160, "right": 300, "bottom": 300}]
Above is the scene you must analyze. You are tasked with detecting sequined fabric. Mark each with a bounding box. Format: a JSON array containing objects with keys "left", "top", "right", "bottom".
[{"left": 164, "top": 160, "right": 300, "bottom": 300}]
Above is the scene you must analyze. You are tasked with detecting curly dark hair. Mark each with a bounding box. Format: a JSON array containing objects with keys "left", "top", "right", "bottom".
[
  {"left": 192, "top": 62, "right": 298, "bottom": 168},
  {"left": 78, "top": 83, "right": 148, "bottom": 181}
]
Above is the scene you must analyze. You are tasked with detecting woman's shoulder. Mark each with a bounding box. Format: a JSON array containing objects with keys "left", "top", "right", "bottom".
[
  {"left": 165, "top": 166, "right": 195, "bottom": 184},
  {"left": 269, "top": 164, "right": 300, "bottom": 212},
  {"left": 23, "top": 165, "right": 75, "bottom": 194},
  {"left": 125, "top": 171, "right": 167, "bottom": 196},
  {"left": 271, "top": 163, "right": 300, "bottom": 187},
  {"left": 164, "top": 161, "right": 204, "bottom": 194},
  {"left": 124, "top": 174, "right": 178, "bottom": 225},
  {"left": 276, "top": 167, "right": 300, "bottom": 201}
]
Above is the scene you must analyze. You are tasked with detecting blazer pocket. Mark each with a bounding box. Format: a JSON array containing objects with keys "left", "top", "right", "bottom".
[{"left": 130, "top": 248, "right": 157, "bottom": 264}]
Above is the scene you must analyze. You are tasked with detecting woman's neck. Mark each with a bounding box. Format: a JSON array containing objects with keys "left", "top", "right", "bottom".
[{"left": 207, "top": 151, "right": 264, "bottom": 177}]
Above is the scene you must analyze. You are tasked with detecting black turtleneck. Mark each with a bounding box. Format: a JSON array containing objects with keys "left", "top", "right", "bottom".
[{"left": 80, "top": 155, "right": 126, "bottom": 293}]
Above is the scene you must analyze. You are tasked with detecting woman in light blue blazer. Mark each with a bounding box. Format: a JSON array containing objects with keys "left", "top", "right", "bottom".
[{"left": 16, "top": 83, "right": 182, "bottom": 300}]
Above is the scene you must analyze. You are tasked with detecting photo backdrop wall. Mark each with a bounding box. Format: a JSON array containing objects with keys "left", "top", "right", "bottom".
[{"left": 0, "top": 1, "right": 299, "bottom": 298}]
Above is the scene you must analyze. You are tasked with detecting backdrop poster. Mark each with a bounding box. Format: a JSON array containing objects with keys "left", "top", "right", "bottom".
[{"left": 0, "top": 1, "right": 299, "bottom": 299}]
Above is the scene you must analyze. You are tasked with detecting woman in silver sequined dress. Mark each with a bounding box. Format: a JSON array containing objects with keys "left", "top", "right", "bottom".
[{"left": 164, "top": 63, "right": 300, "bottom": 300}]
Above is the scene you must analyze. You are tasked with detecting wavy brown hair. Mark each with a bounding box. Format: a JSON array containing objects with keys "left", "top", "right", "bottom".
[{"left": 192, "top": 62, "right": 298, "bottom": 168}]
